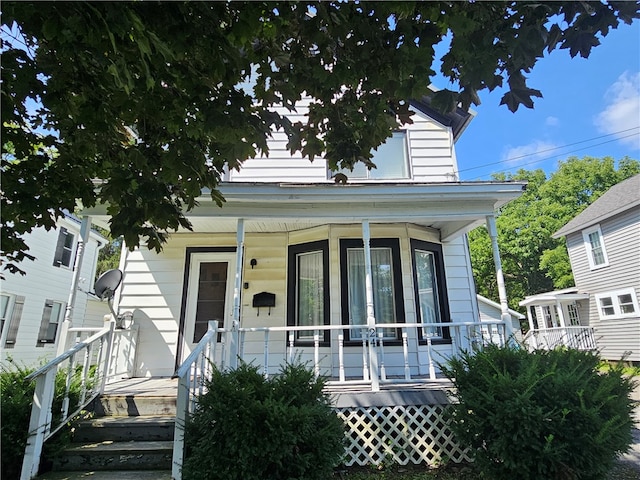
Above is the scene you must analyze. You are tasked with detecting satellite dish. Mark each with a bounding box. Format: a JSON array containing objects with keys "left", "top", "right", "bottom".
[{"left": 94, "top": 269, "right": 123, "bottom": 300}]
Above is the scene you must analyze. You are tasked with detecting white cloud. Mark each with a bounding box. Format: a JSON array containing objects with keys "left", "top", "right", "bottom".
[
  {"left": 594, "top": 71, "right": 640, "bottom": 150},
  {"left": 501, "top": 140, "right": 559, "bottom": 167},
  {"left": 545, "top": 116, "right": 560, "bottom": 127}
]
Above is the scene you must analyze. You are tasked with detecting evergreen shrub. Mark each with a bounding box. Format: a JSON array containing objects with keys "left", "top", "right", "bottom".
[
  {"left": 442, "top": 344, "right": 636, "bottom": 480},
  {"left": 182, "top": 362, "right": 345, "bottom": 480}
]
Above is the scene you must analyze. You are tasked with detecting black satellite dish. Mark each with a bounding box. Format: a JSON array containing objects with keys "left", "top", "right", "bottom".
[{"left": 94, "top": 269, "right": 125, "bottom": 326}]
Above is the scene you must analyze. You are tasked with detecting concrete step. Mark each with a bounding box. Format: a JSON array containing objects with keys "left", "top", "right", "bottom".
[
  {"left": 74, "top": 416, "right": 175, "bottom": 442},
  {"left": 91, "top": 394, "right": 177, "bottom": 416},
  {"left": 37, "top": 469, "right": 172, "bottom": 479},
  {"left": 53, "top": 440, "right": 173, "bottom": 471}
]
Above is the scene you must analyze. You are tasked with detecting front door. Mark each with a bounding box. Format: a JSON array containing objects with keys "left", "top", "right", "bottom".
[{"left": 181, "top": 252, "right": 237, "bottom": 363}]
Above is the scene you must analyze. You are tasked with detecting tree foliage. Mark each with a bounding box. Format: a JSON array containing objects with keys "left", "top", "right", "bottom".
[
  {"left": 470, "top": 156, "right": 640, "bottom": 308},
  {"left": 2, "top": 2, "right": 638, "bottom": 274}
]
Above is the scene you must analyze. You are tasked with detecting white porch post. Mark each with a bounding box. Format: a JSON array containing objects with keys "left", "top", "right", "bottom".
[
  {"left": 229, "top": 218, "right": 245, "bottom": 369},
  {"left": 362, "top": 220, "right": 380, "bottom": 392},
  {"left": 556, "top": 301, "right": 567, "bottom": 328},
  {"left": 58, "top": 215, "right": 92, "bottom": 356},
  {"left": 486, "top": 215, "right": 514, "bottom": 341}
]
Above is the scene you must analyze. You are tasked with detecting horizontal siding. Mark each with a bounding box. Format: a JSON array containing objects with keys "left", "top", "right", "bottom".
[{"left": 592, "top": 316, "right": 640, "bottom": 362}]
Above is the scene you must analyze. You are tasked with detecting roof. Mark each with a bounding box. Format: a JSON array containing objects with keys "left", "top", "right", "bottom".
[
  {"left": 411, "top": 96, "right": 474, "bottom": 143},
  {"left": 553, "top": 174, "right": 640, "bottom": 238},
  {"left": 519, "top": 287, "right": 590, "bottom": 307},
  {"left": 476, "top": 294, "right": 525, "bottom": 319}
]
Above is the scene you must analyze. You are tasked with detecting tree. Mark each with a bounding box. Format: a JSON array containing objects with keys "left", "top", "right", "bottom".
[
  {"left": 2, "top": 2, "right": 639, "bottom": 274},
  {"left": 469, "top": 156, "right": 640, "bottom": 309}
]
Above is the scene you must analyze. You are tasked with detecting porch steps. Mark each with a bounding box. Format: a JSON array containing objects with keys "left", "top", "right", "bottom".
[{"left": 39, "top": 389, "right": 176, "bottom": 477}]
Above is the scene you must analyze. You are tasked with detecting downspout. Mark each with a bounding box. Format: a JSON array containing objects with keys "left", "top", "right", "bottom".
[
  {"left": 362, "top": 220, "right": 380, "bottom": 392},
  {"left": 485, "top": 215, "right": 514, "bottom": 342}
]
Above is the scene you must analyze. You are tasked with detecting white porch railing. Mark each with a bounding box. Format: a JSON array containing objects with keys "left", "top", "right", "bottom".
[
  {"left": 523, "top": 326, "right": 597, "bottom": 351},
  {"left": 171, "top": 319, "right": 507, "bottom": 480},
  {"left": 20, "top": 321, "right": 117, "bottom": 480}
]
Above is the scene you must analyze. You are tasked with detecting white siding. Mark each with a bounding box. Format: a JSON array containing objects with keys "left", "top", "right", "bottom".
[{"left": 566, "top": 208, "right": 640, "bottom": 362}]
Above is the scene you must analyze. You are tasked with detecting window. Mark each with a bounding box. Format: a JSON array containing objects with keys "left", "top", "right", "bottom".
[
  {"left": 542, "top": 306, "right": 560, "bottom": 328},
  {"left": 287, "top": 241, "right": 329, "bottom": 344},
  {"left": 339, "top": 132, "right": 410, "bottom": 180},
  {"left": 1, "top": 294, "right": 24, "bottom": 348},
  {"left": 53, "top": 227, "right": 75, "bottom": 268},
  {"left": 411, "top": 239, "right": 450, "bottom": 342},
  {"left": 37, "top": 300, "right": 65, "bottom": 346},
  {"left": 567, "top": 303, "right": 581, "bottom": 326},
  {"left": 596, "top": 288, "right": 639, "bottom": 319},
  {"left": 582, "top": 225, "right": 608, "bottom": 269},
  {"left": 340, "top": 239, "right": 405, "bottom": 342}
]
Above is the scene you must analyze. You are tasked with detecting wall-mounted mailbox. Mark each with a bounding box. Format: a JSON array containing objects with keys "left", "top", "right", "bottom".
[{"left": 253, "top": 291, "right": 276, "bottom": 316}]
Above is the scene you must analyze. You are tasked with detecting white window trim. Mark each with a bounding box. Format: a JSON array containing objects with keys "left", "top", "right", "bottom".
[
  {"left": 595, "top": 288, "right": 639, "bottom": 320},
  {"left": 581, "top": 224, "right": 609, "bottom": 270}
]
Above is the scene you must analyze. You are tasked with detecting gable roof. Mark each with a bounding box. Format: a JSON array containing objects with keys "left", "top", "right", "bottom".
[
  {"left": 410, "top": 96, "right": 474, "bottom": 143},
  {"left": 553, "top": 174, "right": 640, "bottom": 238}
]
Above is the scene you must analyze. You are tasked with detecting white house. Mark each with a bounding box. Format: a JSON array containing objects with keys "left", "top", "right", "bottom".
[
  {"left": 520, "top": 174, "right": 640, "bottom": 363},
  {"left": 0, "top": 212, "right": 109, "bottom": 367},
  {"left": 81, "top": 98, "right": 525, "bottom": 380}
]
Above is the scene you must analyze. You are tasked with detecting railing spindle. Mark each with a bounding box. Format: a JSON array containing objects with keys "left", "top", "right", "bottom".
[
  {"left": 313, "top": 330, "right": 320, "bottom": 378},
  {"left": 338, "top": 333, "right": 345, "bottom": 382},
  {"left": 402, "top": 330, "right": 410, "bottom": 380},
  {"left": 263, "top": 330, "right": 270, "bottom": 378},
  {"left": 378, "top": 332, "right": 386, "bottom": 381}
]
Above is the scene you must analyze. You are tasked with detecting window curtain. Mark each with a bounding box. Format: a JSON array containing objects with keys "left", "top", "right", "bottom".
[
  {"left": 347, "top": 247, "right": 396, "bottom": 339},
  {"left": 297, "top": 250, "right": 324, "bottom": 340},
  {"left": 415, "top": 250, "right": 442, "bottom": 337}
]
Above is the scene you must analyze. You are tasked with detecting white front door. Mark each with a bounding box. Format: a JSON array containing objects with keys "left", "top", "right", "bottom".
[{"left": 182, "top": 252, "right": 237, "bottom": 361}]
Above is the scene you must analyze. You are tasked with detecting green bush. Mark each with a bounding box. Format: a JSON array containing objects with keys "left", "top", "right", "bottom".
[
  {"left": 1, "top": 360, "right": 92, "bottom": 479},
  {"left": 441, "top": 345, "right": 636, "bottom": 480},
  {"left": 182, "top": 362, "right": 345, "bottom": 480}
]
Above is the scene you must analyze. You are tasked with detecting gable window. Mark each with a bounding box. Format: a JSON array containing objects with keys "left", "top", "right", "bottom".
[
  {"left": 339, "top": 131, "right": 410, "bottom": 180},
  {"left": 37, "top": 300, "right": 65, "bottom": 346},
  {"left": 340, "top": 239, "right": 405, "bottom": 342},
  {"left": 582, "top": 225, "right": 608, "bottom": 269},
  {"left": 53, "top": 227, "right": 75, "bottom": 268},
  {"left": 596, "top": 288, "right": 639, "bottom": 319},
  {"left": 287, "top": 241, "right": 330, "bottom": 344},
  {"left": 1, "top": 294, "right": 24, "bottom": 348},
  {"left": 411, "top": 239, "right": 450, "bottom": 343}
]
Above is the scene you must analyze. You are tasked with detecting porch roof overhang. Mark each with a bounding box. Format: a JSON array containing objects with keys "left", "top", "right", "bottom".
[
  {"left": 519, "top": 288, "right": 589, "bottom": 307},
  {"left": 84, "top": 181, "right": 526, "bottom": 242}
]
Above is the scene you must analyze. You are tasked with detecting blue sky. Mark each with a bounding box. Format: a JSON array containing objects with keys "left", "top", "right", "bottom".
[{"left": 444, "top": 20, "right": 640, "bottom": 181}]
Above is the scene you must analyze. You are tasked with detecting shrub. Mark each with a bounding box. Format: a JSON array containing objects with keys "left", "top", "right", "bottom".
[
  {"left": 441, "top": 345, "right": 636, "bottom": 480},
  {"left": 182, "top": 362, "right": 345, "bottom": 480}
]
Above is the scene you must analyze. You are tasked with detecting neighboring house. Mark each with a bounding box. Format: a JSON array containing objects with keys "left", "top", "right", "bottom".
[
  {"left": 0, "top": 212, "right": 109, "bottom": 366},
  {"left": 520, "top": 174, "right": 640, "bottom": 363},
  {"left": 477, "top": 294, "right": 524, "bottom": 343},
  {"left": 82, "top": 97, "right": 525, "bottom": 379}
]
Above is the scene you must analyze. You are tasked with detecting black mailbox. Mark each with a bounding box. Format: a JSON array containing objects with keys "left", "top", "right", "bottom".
[{"left": 252, "top": 292, "right": 276, "bottom": 315}]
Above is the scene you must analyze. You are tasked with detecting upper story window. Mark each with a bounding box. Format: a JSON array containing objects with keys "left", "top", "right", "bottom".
[
  {"left": 1, "top": 293, "right": 24, "bottom": 349},
  {"left": 596, "top": 288, "right": 639, "bottom": 319},
  {"left": 53, "top": 227, "right": 75, "bottom": 268},
  {"left": 340, "top": 131, "right": 410, "bottom": 180},
  {"left": 37, "top": 299, "right": 65, "bottom": 346},
  {"left": 287, "top": 241, "right": 330, "bottom": 345},
  {"left": 582, "top": 225, "right": 609, "bottom": 270}
]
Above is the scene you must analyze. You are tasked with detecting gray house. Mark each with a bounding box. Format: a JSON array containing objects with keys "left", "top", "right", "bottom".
[{"left": 521, "top": 174, "right": 640, "bottom": 363}]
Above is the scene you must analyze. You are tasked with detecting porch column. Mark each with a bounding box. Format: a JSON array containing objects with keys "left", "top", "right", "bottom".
[
  {"left": 485, "top": 215, "right": 514, "bottom": 341},
  {"left": 556, "top": 301, "right": 567, "bottom": 328},
  {"left": 229, "top": 218, "right": 245, "bottom": 369},
  {"left": 58, "top": 215, "right": 91, "bottom": 356},
  {"left": 362, "top": 220, "right": 380, "bottom": 392}
]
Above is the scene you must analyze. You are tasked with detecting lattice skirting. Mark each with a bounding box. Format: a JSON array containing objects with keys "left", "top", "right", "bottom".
[{"left": 335, "top": 404, "right": 472, "bottom": 466}]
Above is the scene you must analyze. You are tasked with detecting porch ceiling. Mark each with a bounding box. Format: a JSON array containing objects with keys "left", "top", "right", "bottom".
[{"left": 83, "top": 181, "right": 526, "bottom": 241}]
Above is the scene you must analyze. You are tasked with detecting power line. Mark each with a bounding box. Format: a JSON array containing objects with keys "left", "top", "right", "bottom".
[{"left": 458, "top": 126, "right": 640, "bottom": 175}]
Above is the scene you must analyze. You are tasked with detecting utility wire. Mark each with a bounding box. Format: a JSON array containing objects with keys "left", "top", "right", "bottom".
[{"left": 458, "top": 126, "right": 640, "bottom": 175}]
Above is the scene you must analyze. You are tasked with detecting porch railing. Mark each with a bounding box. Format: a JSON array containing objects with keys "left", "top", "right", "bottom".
[
  {"left": 171, "top": 319, "right": 507, "bottom": 480},
  {"left": 523, "top": 326, "right": 597, "bottom": 351},
  {"left": 20, "top": 320, "right": 117, "bottom": 480}
]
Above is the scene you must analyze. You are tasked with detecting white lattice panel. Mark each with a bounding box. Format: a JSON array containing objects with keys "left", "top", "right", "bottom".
[{"left": 335, "top": 404, "right": 471, "bottom": 466}]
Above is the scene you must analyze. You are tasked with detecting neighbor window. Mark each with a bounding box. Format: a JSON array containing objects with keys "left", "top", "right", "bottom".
[
  {"left": 338, "top": 131, "right": 410, "bottom": 180},
  {"left": 287, "top": 241, "right": 329, "bottom": 344},
  {"left": 37, "top": 300, "right": 65, "bottom": 346},
  {"left": 411, "top": 239, "right": 450, "bottom": 342},
  {"left": 53, "top": 227, "right": 75, "bottom": 268},
  {"left": 567, "top": 303, "right": 581, "bottom": 326},
  {"left": 596, "top": 288, "right": 639, "bottom": 319},
  {"left": 1, "top": 294, "right": 24, "bottom": 348},
  {"left": 340, "top": 239, "right": 405, "bottom": 342},
  {"left": 582, "top": 225, "right": 608, "bottom": 269}
]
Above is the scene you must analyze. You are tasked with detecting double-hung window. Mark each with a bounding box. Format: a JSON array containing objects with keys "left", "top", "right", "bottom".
[
  {"left": 338, "top": 132, "right": 410, "bottom": 180},
  {"left": 340, "top": 239, "right": 405, "bottom": 342},
  {"left": 53, "top": 227, "right": 75, "bottom": 268},
  {"left": 411, "top": 239, "right": 450, "bottom": 343},
  {"left": 596, "top": 288, "right": 639, "bottom": 319},
  {"left": 582, "top": 225, "right": 609, "bottom": 269},
  {"left": 287, "top": 241, "right": 329, "bottom": 344},
  {"left": 1, "top": 294, "right": 24, "bottom": 348},
  {"left": 37, "top": 300, "right": 65, "bottom": 346}
]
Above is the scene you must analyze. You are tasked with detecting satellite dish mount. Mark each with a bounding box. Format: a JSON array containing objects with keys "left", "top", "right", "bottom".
[{"left": 93, "top": 269, "right": 131, "bottom": 329}]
